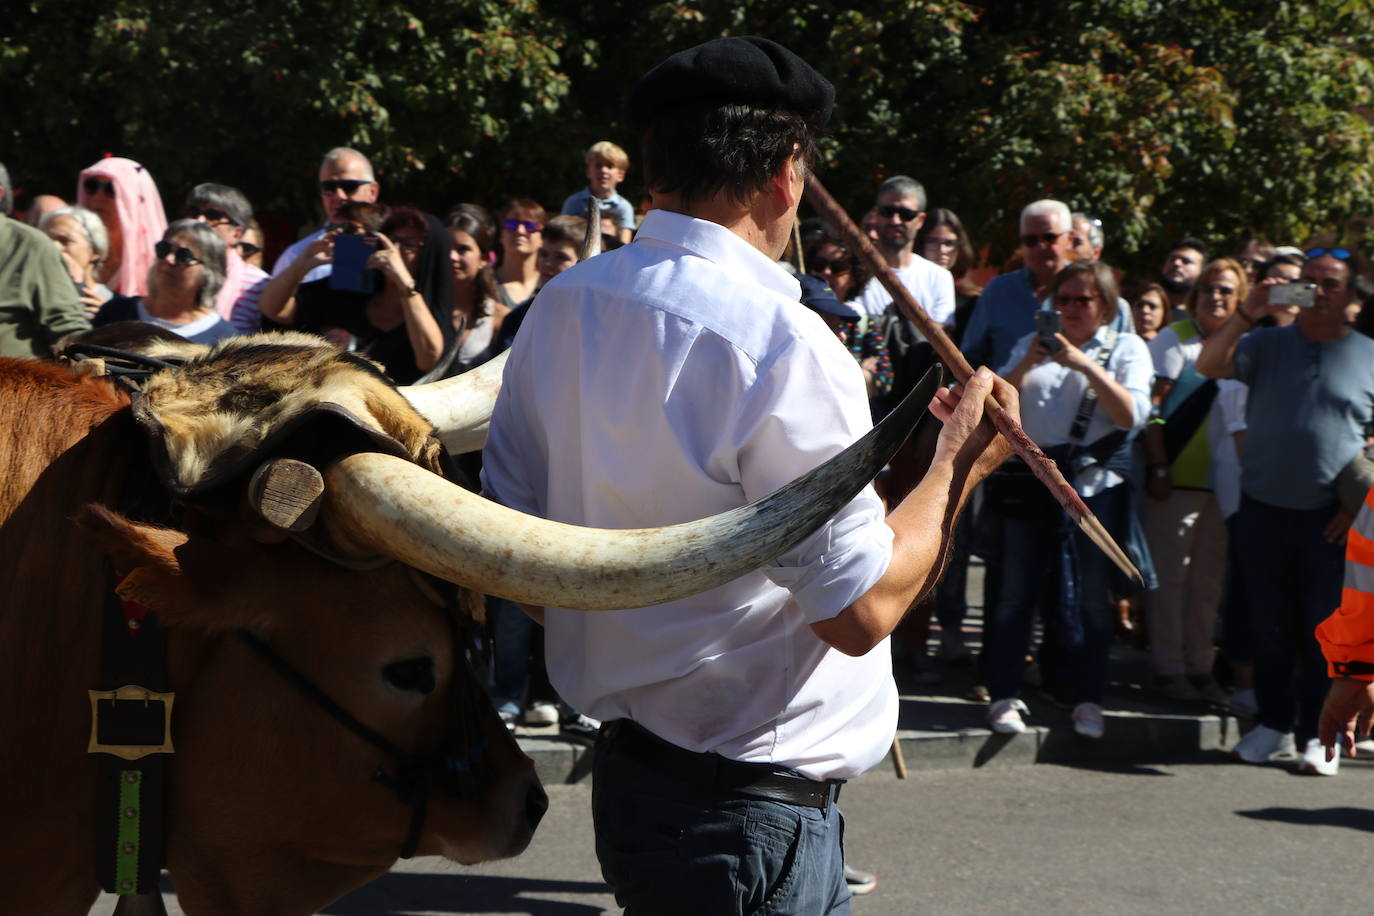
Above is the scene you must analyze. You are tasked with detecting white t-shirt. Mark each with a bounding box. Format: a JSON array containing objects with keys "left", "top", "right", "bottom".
[
  {"left": 854, "top": 256, "right": 956, "bottom": 325},
  {"left": 482, "top": 209, "right": 897, "bottom": 780}
]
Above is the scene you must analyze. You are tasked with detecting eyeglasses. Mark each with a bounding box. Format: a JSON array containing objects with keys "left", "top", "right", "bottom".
[
  {"left": 185, "top": 205, "right": 237, "bottom": 226},
  {"left": 1201, "top": 284, "right": 1236, "bottom": 296},
  {"left": 502, "top": 219, "right": 542, "bottom": 234},
  {"left": 83, "top": 177, "right": 115, "bottom": 197},
  {"left": 319, "top": 179, "right": 374, "bottom": 194},
  {"left": 1055, "top": 294, "right": 1099, "bottom": 308},
  {"left": 877, "top": 204, "right": 922, "bottom": 222},
  {"left": 393, "top": 237, "right": 424, "bottom": 253},
  {"left": 1306, "top": 247, "right": 1353, "bottom": 261},
  {"left": 236, "top": 241, "right": 261, "bottom": 258},
  {"left": 154, "top": 240, "right": 202, "bottom": 266},
  {"left": 810, "top": 255, "right": 850, "bottom": 273},
  {"left": 1022, "top": 232, "right": 1064, "bottom": 248}
]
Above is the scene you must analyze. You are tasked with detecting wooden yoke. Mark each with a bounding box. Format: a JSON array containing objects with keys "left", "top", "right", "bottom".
[{"left": 803, "top": 176, "right": 1142, "bottom": 584}]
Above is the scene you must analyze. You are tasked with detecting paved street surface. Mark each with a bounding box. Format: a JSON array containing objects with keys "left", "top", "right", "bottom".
[{"left": 95, "top": 754, "right": 1374, "bottom": 915}]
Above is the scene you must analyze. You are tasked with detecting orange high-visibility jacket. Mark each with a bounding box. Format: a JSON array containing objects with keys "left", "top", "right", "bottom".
[{"left": 1317, "top": 484, "right": 1374, "bottom": 681}]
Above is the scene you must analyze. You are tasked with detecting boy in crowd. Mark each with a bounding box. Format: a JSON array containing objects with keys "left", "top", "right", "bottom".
[
  {"left": 560, "top": 142, "right": 635, "bottom": 243},
  {"left": 494, "top": 215, "right": 590, "bottom": 352}
]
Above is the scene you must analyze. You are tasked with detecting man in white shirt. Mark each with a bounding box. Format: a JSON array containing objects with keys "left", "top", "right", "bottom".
[
  {"left": 853, "top": 175, "right": 955, "bottom": 326},
  {"left": 482, "top": 37, "right": 1016, "bottom": 915}
]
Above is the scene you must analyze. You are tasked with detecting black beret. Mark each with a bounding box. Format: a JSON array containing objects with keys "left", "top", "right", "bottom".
[{"left": 627, "top": 36, "right": 834, "bottom": 133}]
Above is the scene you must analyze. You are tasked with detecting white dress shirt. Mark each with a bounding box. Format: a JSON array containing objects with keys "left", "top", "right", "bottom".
[
  {"left": 854, "top": 256, "right": 956, "bottom": 325},
  {"left": 1000, "top": 327, "right": 1152, "bottom": 497},
  {"left": 481, "top": 209, "right": 897, "bottom": 779}
]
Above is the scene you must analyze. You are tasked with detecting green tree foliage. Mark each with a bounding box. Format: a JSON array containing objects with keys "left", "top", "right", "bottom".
[{"left": 5, "top": 0, "right": 1372, "bottom": 274}]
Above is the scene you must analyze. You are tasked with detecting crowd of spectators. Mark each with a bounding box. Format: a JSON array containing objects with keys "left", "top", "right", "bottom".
[{"left": 3, "top": 140, "right": 1373, "bottom": 778}]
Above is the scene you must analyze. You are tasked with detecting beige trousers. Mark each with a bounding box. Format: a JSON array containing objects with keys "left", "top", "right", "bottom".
[{"left": 1144, "top": 488, "right": 1226, "bottom": 677}]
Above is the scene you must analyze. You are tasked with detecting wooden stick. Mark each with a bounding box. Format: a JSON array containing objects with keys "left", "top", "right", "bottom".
[
  {"left": 792, "top": 220, "right": 806, "bottom": 274},
  {"left": 804, "top": 176, "right": 1142, "bottom": 584},
  {"left": 891, "top": 734, "right": 908, "bottom": 779}
]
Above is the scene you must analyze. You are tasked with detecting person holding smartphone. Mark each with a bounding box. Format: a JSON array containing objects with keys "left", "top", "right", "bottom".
[{"left": 982, "top": 260, "right": 1152, "bottom": 740}]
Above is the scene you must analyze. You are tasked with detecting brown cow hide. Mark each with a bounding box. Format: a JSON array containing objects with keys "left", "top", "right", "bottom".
[{"left": 134, "top": 333, "right": 443, "bottom": 500}]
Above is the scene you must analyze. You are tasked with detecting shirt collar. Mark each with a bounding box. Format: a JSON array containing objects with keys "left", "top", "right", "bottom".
[{"left": 636, "top": 209, "right": 801, "bottom": 301}]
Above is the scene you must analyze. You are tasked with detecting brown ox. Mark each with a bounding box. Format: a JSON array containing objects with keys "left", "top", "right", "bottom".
[
  {"left": 0, "top": 355, "right": 545, "bottom": 915},
  {"left": 5, "top": 330, "right": 925, "bottom": 914}
]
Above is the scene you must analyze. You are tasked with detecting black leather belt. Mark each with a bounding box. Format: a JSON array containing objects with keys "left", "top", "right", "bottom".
[{"left": 601, "top": 719, "right": 842, "bottom": 813}]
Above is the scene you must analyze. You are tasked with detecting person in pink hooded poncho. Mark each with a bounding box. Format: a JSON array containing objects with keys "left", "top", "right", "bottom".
[{"left": 76, "top": 156, "right": 167, "bottom": 297}]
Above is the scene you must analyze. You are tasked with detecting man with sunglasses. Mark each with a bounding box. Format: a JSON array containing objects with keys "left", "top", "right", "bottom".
[
  {"left": 263, "top": 148, "right": 379, "bottom": 322},
  {"left": 853, "top": 175, "right": 955, "bottom": 328},
  {"left": 0, "top": 158, "right": 89, "bottom": 358},
  {"left": 183, "top": 182, "right": 266, "bottom": 334},
  {"left": 1198, "top": 246, "right": 1374, "bottom": 777},
  {"left": 269, "top": 147, "right": 379, "bottom": 285}
]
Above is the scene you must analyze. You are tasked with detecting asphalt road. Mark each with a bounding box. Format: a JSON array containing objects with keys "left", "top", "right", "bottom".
[{"left": 94, "top": 751, "right": 1374, "bottom": 915}]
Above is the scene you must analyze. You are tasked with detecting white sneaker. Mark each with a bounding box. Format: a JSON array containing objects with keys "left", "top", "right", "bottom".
[
  {"left": 1232, "top": 724, "right": 1297, "bottom": 763},
  {"left": 1072, "top": 702, "right": 1105, "bottom": 740},
  {"left": 988, "top": 698, "right": 1029, "bottom": 735},
  {"left": 1298, "top": 738, "right": 1340, "bottom": 776}
]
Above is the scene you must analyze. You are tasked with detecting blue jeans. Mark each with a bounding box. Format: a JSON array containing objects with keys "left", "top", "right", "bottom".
[
  {"left": 981, "top": 486, "right": 1125, "bottom": 705},
  {"left": 592, "top": 728, "right": 850, "bottom": 916},
  {"left": 1232, "top": 497, "right": 1345, "bottom": 742},
  {"left": 489, "top": 596, "right": 532, "bottom": 709}
]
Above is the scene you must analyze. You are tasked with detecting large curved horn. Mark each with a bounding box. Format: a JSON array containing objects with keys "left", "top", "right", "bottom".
[
  {"left": 322, "top": 366, "right": 943, "bottom": 611},
  {"left": 396, "top": 350, "right": 508, "bottom": 454}
]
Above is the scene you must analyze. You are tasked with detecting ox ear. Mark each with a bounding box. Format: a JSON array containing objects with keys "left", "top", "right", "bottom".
[{"left": 74, "top": 504, "right": 275, "bottom": 631}]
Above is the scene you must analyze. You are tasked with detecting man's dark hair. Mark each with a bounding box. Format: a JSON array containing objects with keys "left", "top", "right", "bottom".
[
  {"left": 640, "top": 101, "right": 820, "bottom": 208},
  {"left": 1170, "top": 237, "right": 1210, "bottom": 260}
]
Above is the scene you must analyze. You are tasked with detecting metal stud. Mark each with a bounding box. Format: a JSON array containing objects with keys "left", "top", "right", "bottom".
[
  {"left": 125, "top": 772, "right": 139, "bottom": 784},
  {"left": 123, "top": 842, "right": 137, "bottom": 854},
  {"left": 120, "top": 879, "right": 133, "bottom": 891},
  {"left": 124, "top": 807, "right": 137, "bottom": 818},
  {"left": 127, "top": 617, "right": 141, "bottom": 630}
]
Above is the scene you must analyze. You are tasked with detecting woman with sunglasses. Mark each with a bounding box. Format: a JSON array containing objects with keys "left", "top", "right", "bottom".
[
  {"left": 983, "top": 260, "right": 1152, "bottom": 741},
  {"left": 75, "top": 156, "right": 167, "bottom": 298},
  {"left": 803, "top": 232, "right": 870, "bottom": 305},
  {"left": 91, "top": 220, "right": 239, "bottom": 345},
  {"left": 495, "top": 199, "right": 545, "bottom": 308},
  {"left": 1142, "top": 258, "right": 1249, "bottom": 707}
]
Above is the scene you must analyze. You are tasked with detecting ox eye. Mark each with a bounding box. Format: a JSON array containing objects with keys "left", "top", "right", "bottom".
[{"left": 382, "top": 657, "right": 436, "bottom": 695}]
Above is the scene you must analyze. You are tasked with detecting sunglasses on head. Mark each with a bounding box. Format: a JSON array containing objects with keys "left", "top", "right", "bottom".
[
  {"left": 1306, "top": 247, "right": 1352, "bottom": 261},
  {"left": 185, "top": 205, "right": 237, "bottom": 226},
  {"left": 502, "top": 218, "right": 542, "bottom": 234},
  {"left": 319, "top": 179, "right": 373, "bottom": 194},
  {"left": 83, "top": 177, "right": 115, "bottom": 197},
  {"left": 154, "top": 240, "right": 202, "bottom": 266},
  {"left": 810, "top": 255, "right": 850, "bottom": 273},
  {"left": 877, "top": 204, "right": 922, "bottom": 222},
  {"left": 1021, "top": 231, "right": 1064, "bottom": 248}
]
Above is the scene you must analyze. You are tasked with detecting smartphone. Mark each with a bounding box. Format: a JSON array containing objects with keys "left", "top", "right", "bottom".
[
  {"left": 1034, "top": 309, "right": 1063, "bottom": 352},
  {"left": 330, "top": 233, "right": 377, "bottom": 294},
  {"left": 1270, "top": 281, "right": 1316, "bottom": 308}
]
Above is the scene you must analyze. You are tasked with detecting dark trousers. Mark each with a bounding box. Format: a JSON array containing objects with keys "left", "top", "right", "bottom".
[
  {"left": 592, "top": 725, "right": 850, "bottom": 916},
  {"left": 981, "top": 485, "right": 1126, "bottom": 705},
  {"left": 1232, "top": 496, "right": 1345, "bottom": 742}
]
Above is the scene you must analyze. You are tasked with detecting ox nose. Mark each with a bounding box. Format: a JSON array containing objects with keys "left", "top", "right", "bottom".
[{"left": 525, "top": 783, "right": 549, "bottom": 830}]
